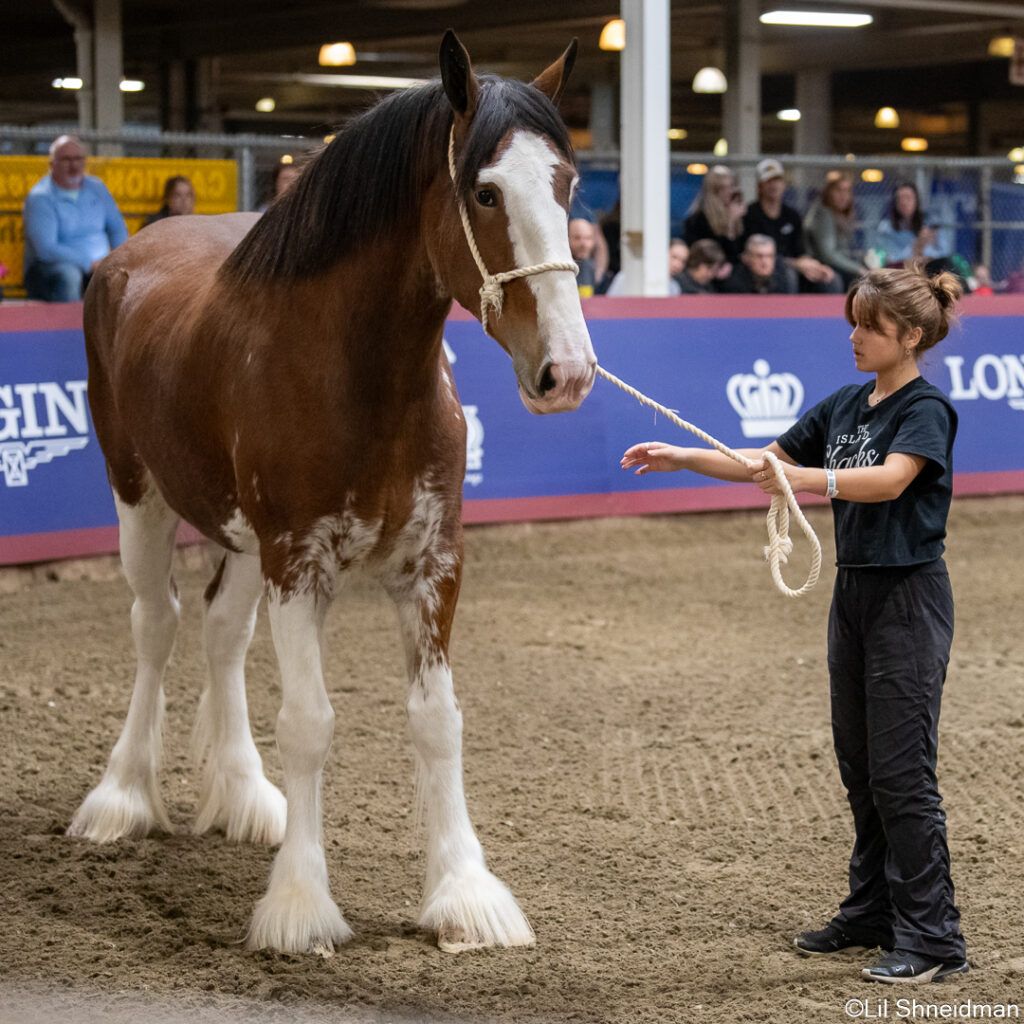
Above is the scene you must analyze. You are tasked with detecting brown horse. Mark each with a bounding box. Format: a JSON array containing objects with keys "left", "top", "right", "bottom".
[{"left": 69, "top": 31, "right": 595, "bottom": 956}]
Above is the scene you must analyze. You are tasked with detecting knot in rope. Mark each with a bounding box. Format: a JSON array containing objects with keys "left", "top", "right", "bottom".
[
  {"left": 448, "top": 126, "right": 577, "bottom": 334},
  {"left": 595, "top": 366, "right": 822, "bottom": 598}
]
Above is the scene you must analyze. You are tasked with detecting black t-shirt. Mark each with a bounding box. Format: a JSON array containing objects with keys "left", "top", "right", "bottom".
[
  {"left": 681, "top": 211, "right": 742, "bottom": 264},
  {"left": 776, "top": 377, "right": 957, "bottom": 567},
  {"left": 742, "top": 202, "right": 805, "bottom": 259}
]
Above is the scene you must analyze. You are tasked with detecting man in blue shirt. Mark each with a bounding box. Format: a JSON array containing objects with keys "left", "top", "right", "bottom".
[{"left": 23, "top": 135, "right": 128, "bottom": 302}]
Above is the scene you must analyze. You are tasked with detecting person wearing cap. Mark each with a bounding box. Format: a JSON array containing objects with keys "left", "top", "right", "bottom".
[
  {"left": 22, "top": 134, "right": 128, "bottom": 302},
  {"left": 743, "top": 158, "right": 841, "bottom": 294}
]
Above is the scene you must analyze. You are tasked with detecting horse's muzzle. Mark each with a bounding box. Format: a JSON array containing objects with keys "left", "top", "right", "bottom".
[{"left": 518, "top": 360, "right": 596, "bottom": 414}]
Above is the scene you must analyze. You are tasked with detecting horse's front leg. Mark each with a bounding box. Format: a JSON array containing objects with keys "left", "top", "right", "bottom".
[
  {"left": 387, "top": 549, "right": 535, "bottom": 953},
  {"left": 246, "top": 586, "right": 352, "bottom": 955}
]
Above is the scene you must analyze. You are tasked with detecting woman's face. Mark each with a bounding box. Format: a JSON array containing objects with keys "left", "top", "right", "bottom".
[
  {"left": 168, "top": 182, "right": 195, "bottom": 216},
  {"left": 828, "top": 178, "right": 852, "bottom": 208},
  {"left": 849, "top": 305, "right": 916, "bottom": 375},
  {"left": 712, "top": 172, "right": 735, "bottom": 198},
  {"left": 895, "top": 186, "right": 918, "bottom": 220}
]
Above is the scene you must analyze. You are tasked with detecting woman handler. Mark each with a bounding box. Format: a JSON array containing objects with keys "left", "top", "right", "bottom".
[{"left": 621, "top": 265, "right": 968, "bottom": 985}]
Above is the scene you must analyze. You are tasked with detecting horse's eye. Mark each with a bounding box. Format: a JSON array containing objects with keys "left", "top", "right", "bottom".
[{"left": 474, "top": 188, "right": 498, "bottom": 208}]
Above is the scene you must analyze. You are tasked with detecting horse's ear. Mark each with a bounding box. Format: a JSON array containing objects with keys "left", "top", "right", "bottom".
[
  {"left": 531, "top": 39, "right": 578, "bottom": 106},
  {"left": 439, "top": 29, "right": 479, "bottom": 119}
]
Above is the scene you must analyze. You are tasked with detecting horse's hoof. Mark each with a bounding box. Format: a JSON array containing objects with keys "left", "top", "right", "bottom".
[
  {"left": 437, "top": 925, "right": 487, "bottom": 954},
  {"left": 310, "top": 941, "right": 335, "bottom": 959}
]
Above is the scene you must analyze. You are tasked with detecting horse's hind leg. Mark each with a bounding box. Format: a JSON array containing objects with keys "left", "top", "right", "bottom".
[
  {"left": 386, "top": 541, "right": 535, "bottom": 953},
  {"left": 68, "top": 486, "right": 180, "bottom": 842},
  {"left": 193, "top": 550, "right": 286, "bottom": 845}
]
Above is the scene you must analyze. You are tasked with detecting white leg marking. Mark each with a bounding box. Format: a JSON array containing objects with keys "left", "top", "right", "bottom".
[
  {"left": 408, "top": 657, "right": 534, "bottom": 953},
  {"left": 193, "top": 551, "right": 286, "bottom": 845},
  {"left": 246, "top": 589, "right": 352, "bottom": 954},
  {"left": 68, "top": 489, "right": 179, "bottom": 842}
]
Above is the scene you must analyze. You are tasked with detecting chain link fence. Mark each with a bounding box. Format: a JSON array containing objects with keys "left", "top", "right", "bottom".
[{"left": 3, "top": 125, "right": 1023, "bottom": 291}]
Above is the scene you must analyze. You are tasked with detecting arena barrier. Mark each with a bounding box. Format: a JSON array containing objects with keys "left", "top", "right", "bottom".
[{"left": 2, "top": 297, "right": 1023, "bottom": 565}]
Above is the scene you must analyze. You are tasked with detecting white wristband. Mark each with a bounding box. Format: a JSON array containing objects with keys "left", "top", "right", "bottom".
[{"left": 825, "top": 468, "right": 838, "bottom": 499}]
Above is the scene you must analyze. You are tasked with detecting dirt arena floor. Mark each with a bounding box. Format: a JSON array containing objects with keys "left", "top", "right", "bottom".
[{"left": 2, "top": 495, "right": 1022, "bottom": 1024}]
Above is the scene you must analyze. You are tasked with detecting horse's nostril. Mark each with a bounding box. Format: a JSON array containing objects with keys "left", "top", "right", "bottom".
[{"left": 537, "top": 364, "right": 557, "bottom": 395}]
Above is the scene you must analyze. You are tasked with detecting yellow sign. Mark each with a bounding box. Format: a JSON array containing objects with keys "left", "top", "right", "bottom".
[{"left": 0, "top": 156, "right": 237, "bottom": 293}]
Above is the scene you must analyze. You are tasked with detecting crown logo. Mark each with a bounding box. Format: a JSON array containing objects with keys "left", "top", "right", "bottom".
[{"left": 727, "top": 360, "right": 804, "bottom": 438}]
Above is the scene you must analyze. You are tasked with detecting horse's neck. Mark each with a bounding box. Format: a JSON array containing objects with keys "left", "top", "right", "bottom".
[{"left": 265, "top": 232, "right": 453, "bottom": 395}]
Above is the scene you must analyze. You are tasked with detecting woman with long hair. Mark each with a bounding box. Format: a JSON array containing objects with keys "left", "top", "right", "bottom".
[
  {"left": 142, "top": 176, "right": 195, "bottom": 227},
  {"left": 681, "top": 165, "right": 745, "bottom": 272},
  {"left": 804, "top": 171, "right": 864, "bottom": 288},
  {"left": 876, "top": 181, "right": 947, "bottom": 267}
]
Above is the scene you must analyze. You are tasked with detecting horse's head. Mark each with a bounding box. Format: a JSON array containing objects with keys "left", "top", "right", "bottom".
[{"left": 435, "top": 31, "right": 596, "bottom": 415}]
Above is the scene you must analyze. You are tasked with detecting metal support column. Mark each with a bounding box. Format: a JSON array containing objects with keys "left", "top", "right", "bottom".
[
  {"left": 619, "top": 0, "right": 671, "bottom": 296},
  {"left": 723, "top": 0, "right": 761, "bottom": 195}
]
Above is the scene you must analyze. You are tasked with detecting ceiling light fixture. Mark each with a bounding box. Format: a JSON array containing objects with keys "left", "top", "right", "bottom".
[
  {"left": 988, "top": 35, "right": 1016, "bottom": 58},
  {"left": 687, "top": 163, "right": 709, "bottom": 175},
  {"left": 901, "top": 137, "right": 928, "bottom": 152},
  {"left": 255, "top": 97, "right": 276, "bottom": 112},
  {"left": 760, "top": 10, "right": 872, "bottom": 27},
  {"left": 319, "top": 42, "right": 357, "bottom": 66},
  {"left": 692, "top": 67, "right": 727, "bottom": 94},
  {"left": 713, "top": 138, "right": 729, "bottom": 156},
  {"left": 777, "top": 108, "right": 801, "bottom": 121},
  {"left": 1008, "top": 147, "right": 1024, "bottom": 162},
  {"left": 599, "top": 19, "right": 626, "bottom": 51},
  {"left": 667, "top": 128, "right": 688, "bottom": 140},
  {"left": 874, "top": 106, "right": 900, "bottom": 128},
  {"left": 861, "top": 169, "right": 884, "bottom": 183},
  {"left": 51, "top": 77, "right": 83, "bottom": 90},
  {"left": 119, "top": 79, "right": 144, "bottom": 92}
]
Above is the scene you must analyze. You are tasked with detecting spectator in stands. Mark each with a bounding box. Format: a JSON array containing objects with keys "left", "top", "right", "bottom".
[
  {"left": 258, "top": 161, "right": 302, "bottom": 211},
  {"left": 22, "top": 135, "right": 128, "bottom": 302},
  {"left": 569, "top": 218, "right": 599, "bottom": 296},
  {"left": 676, "top": 239, "right": 725, "bottom": 294},
  {"left": 604, "top": 239, "right": 685, "bottom": 296},
  {"left": 668, "top": 238, "right": 689, "bottom": 281},
  {"left": 682, "top": 165, "right": 745, "bottom": 271},
  {"left": 969, "top": 264, "right": 995, "bottom": 296},
  {"left": 720, "top": 234, "right": 796, "bottom": 295},
  {"left": 875, "top": 181, "right": 949, "bottom": 267},
  {"left": 744, "top": 158, "right": 839, "bottom": 293},
  {"left": 804, "top": 171, "right": 865, "bottom": 289},
  {"left": 142, "top": 176, "right": 196, "bottom": 228}
]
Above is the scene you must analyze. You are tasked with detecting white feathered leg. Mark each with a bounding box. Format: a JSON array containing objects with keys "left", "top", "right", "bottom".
[
  {"left": 193, "top": 550, "right": 286, "bottom": 845},
  {"left": 391, "top": 564, "right": 534, "bottom": 954},
  {"left": 246, "top": 588, "right": 352, "bottom": 954},
  {"left": 68, "top": 488, "right": 179, "bottom": 842}
]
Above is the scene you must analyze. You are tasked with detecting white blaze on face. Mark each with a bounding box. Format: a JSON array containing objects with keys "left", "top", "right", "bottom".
[{"left": 477, "top": 131, "right": 595, "bottom": 373}]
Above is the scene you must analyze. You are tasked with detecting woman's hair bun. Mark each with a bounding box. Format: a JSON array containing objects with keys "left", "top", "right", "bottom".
[{"left": 929, "top": 270, "right": 962, "bottom": 310}]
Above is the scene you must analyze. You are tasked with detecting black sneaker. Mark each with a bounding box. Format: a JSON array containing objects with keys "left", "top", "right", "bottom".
[
  {"left": 794, "top": 922, "right": 892, "bottom": 956},
  {"left": 862, "top": 950, "right": 970, "bottom": 984}
]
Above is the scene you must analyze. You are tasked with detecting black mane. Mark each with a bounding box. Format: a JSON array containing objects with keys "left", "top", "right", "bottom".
[{"left": 221, "top": 76, "right": 573, "bottom": 284}]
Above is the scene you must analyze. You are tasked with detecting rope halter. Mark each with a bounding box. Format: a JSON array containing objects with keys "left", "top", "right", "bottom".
[{"left": 447, "top": 126, "right": 578, "bottom": 334}]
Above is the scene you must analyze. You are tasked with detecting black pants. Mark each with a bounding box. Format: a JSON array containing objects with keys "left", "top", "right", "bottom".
[{"left": 828, "top": 560, "right": 966, "bottom": 962}]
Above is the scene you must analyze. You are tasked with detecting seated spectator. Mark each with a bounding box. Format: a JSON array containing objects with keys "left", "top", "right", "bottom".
[
  {"left": 569, "top": 218, "right": 599, "bottom": 296},
  {"left": 719, "top": 234, "right": 796, "bottom": 295},
  {"left": 875, "top": 181, "right": 949, "bottom": 266},
  {"left": 668, "top": 238, "right": 688, "bottom": 281},
  {"left": 744, "top": 158, "right": 839, "bottom": 293},
  {"left": 258, "top": 162, "right": 302, "bottom": 212},
  {"left": 969, "top": 264, "right": 995, "bottom": 296},
  {"left": 676, "top": 239, "right": 725, "bottom": 294},
  {"left": 804, "top": 171, "right": 864, "bottom": 289},
  {"left": 142, "top": 176, "right": 196, "bottom": 228},
  {"left": 681, "top": 165, "right": 745, "bottom": 270},
  {"left": 604, "top": 240, "right": 684, "bottom": 296},
  {"left": 22, "top": 134, "right": 128, "bottom": 302}
]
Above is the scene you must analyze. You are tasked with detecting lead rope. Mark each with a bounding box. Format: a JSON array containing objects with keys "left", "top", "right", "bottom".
[
  {"left": 594, "top": 366, "right": 821, "bottom": 598},
  {"left": 448, "top": 126, "right": 821, "bottom": 597}
]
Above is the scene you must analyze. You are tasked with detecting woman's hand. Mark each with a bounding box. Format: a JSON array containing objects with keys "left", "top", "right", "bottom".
[
  {"left": 621, "top": 442, "right": 688, "bottom": 475},
  {"left": 750, "top": 458, "right": 809, "bottom": 495}
]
